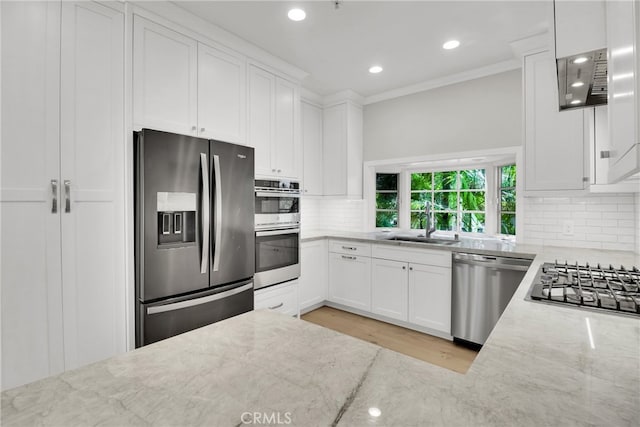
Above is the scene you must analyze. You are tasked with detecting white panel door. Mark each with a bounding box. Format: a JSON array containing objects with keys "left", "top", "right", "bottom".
[
  {"left": 133, "top": 15, "right": 197, "bottom": 135},
  {"left": 299, "top": 240, "right": 328, "bottom": 311},
  {"left": 371, "top": 258, "right": 408, "bottom": 321},
  {"left": 524, "top": 51, "right": 587, "bottom": 191},
  {"left": 59, "top": 1, "right": 126, "bottom": 370},
  {"left": 328, "top": 252, "right": 371, "bottom": 311},
  {"left": 408, "top": 263, "right": 451, "bottom": 334},
  {"left": 248, "top": 65, "right": 274, "bottom": 176},
  {"left": 606, "top": 0, "right": 639, "bottom": 182},
  {"left": 197, "top": 43, "right": 246, "bottom": 144},
  {"left": 274, "top": 77, "right": 299, "bottom": 178},
  {"left": 0, "top": 1, "right": 65, "bottom": 390},
  {"left": 302, "top": 101, "right": 323, "bottom": 195},
  {"left": 323, "top": 104, "right": 347, "bottom": 195}
]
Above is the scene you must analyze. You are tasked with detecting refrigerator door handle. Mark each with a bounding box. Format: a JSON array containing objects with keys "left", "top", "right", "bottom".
[
  {"left": 200, "top": 153, "right": 210, "bottom": 274},
  {"left": 146, "top": 283, "right": 253, "bottom": 315},
  {"left": 212, "top": 154, "right": 222, "bottom": 272}
]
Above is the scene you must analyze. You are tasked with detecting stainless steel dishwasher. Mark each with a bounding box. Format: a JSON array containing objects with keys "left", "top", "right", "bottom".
[{"left": 452, "top": 252, "right": 532, "bottom": 346}]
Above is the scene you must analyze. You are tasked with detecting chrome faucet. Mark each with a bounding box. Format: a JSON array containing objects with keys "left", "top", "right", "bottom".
[{"left": 424, "top": 201, "right": 436, "bottom": 238}]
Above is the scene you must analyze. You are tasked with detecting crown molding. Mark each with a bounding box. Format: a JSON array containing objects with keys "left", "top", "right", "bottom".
[
  {"left": 323, "top": 90, "right": 365, "bottom": 107},
  {"left": 132, "top": 1, "right": 308, "bottom": 82},
  {"left": 509, "top": 32, "right": 551, "bottom": 58},
  {"left": 363, "top": 59, "right": 522, "bottom": 106},
  {"left": 300, "top": 87, "right": 324, "bottom": 106}
]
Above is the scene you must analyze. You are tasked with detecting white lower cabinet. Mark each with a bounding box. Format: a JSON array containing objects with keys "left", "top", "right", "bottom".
[
  {"left": 327, "top": 241, "right": 452, "bottom": 337},
  {"left": 254, "top": 280, "right": 299, "bottom": 317},
  {"left": 371, "top": 258, "right": 408, "bottom": 321},
  {"left": 299, "top": 240, "right": 328, "bottom": 312},
  {"left": 408, "top": 263, "right": 452, "bottom": 334},
  {"left": 328, "top": 252, "right": 372, "bottom": 311}
]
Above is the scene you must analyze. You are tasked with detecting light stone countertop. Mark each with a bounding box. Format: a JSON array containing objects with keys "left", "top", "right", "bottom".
[{"left": 2, "top": 240, "right": 640, "bottom": 426}]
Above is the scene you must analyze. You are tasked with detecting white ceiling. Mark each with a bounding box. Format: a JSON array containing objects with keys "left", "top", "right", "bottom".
[{"left": 174, "top": 1, "right": 549, "bottom": 98}]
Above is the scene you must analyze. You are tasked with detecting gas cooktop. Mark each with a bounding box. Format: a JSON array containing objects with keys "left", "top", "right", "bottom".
[{"left": 527, "top": 261, "right": 640, "bottom": 317}]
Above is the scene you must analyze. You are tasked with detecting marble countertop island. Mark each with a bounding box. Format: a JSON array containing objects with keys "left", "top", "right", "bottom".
[{"left": 3, "top": 243, "right": 639, "bottom": 426}]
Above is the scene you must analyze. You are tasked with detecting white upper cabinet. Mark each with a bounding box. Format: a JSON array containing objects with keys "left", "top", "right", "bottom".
[
  {"left": 274, "top": 78, "right": 300, "bottom": 178},
  {"left": 134, "top": 16, "right": 248, "bottom": 143},
  {"left": 553, "top": 0, "right": 606, "bottom": 57},
  {"left": 524, "top": 50, "right": 588, "bottom": 193},
  {"left": 197, "top": 43, "right": 246, "bottom": 144},
  {"left": 323, "top": 102, "right": 363, "bottom": 197},
  {"left": 605, "top": 0, "right": 639, "bottom": 182},
  {"left": 301, "top": 101, "right": 323, "bottom": 195},
  {"left": 248, "top": 64, "right": 301, "bottom": 179},
  {"left": 133, "top": 16, "right": 197, "bottom": 135}
]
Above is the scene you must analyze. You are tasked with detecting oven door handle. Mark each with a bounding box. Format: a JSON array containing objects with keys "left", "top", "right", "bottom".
[
  {"left": 255, "top": 191, "right": 300, "bottom": 199},
  {"left": 256, "top": 228, "right": 300, "bottom": 237}
]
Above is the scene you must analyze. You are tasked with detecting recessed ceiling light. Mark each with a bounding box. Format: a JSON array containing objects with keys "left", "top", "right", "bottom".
[
  {"left": 369, "top": 65, "right": 383, "bottom": 74},
  {"left": 442, "top": 40, "right": 460, "bottom": 50},
  {"left": 573, "top": 56, "right": 588, "bottom": 64},
  {"left": 287, "top": 8, "right": 306, "bottom": 21},
  {"left": 570, "top": 99, "right": 582, "bottom": 105},
  {"left": 571, "top": 81, "right": 585, "bottom": 88}
]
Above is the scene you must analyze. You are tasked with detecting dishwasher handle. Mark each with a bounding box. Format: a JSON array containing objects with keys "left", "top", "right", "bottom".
[{"left": 453, "top": 252, "right": 532, "bottom": 271}]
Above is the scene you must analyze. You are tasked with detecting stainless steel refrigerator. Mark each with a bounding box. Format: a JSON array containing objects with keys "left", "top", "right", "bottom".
[{"left": 134, "top": 129, "right": 255, "bottom": 347}]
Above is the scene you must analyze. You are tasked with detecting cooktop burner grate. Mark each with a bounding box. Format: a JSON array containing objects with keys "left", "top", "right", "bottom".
[{"left": 527, "top": 261, "right": 640, "bottom": 317}]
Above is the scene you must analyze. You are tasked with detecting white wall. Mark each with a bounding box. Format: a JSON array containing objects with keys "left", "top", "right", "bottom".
[
  {"left": 522, "top": 194, "right": 638, "bottom": 252},
  {"left": 363, "top": 69, "right": 522, "bottom": 162}
]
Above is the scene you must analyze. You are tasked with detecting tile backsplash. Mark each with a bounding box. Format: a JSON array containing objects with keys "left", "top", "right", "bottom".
[
  {"left": 301, "top": 198, "right": 366, "bottom": 232},
  {"left": 522, "top": 193, "right": 639, "bottom": 252},
  {"left": 303, "top": 193, "right": 639, "bottom": 253}
]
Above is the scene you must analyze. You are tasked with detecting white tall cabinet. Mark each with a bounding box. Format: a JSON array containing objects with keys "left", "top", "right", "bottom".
[{"left": 1, "top": 1, "right": 126, "bottom": 390}]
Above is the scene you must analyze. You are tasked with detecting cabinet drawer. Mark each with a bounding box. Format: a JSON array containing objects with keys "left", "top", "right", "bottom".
[
  {"left": 329, "top": 240, "right": 371, "bottom": 257},
  {"left": 372, "top": 244, "right": 451, "bottom": 268},
  {"left": 254, "top": 280, "right": 298, "bottom": 317}
]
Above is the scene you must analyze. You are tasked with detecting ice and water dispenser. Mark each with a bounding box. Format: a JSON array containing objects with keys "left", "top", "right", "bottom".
[{"left": 156, "top": 192, "right": 196, "bottom": 245}]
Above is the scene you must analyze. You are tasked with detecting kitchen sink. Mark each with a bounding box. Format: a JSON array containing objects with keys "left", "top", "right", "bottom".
[{"left": 383, "top": 236, "right": 459, "bottom": 245}]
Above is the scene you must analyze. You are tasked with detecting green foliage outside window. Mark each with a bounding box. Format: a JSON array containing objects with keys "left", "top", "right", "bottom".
[
  {"left": 499, "top": 165, "right": 516, "bottom": 235},
  {"left": 410, "top": 169, "right": 486, "bottom": 232},
  {"left": 376, "top": 173, "right": 398, "bottom": 227}
]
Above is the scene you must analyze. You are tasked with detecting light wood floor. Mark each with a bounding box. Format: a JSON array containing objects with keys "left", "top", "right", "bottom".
[{"left": 302, "top": 306, "right": 478, "bottom": 374}]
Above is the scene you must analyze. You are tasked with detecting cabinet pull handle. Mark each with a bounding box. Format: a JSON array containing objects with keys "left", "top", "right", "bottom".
[
  {"left": 409, "top": 267, "right": 413, "bottom": 271},
  {"left": 600, "top": 150, "right": 611, "bottom": 159},
  {"left": 51, "top": 179, "right": 58, "bottom": 214},
  {"left": 342, "top": 246, "right": 356, "bottom": 251},
  {"left": 191, "top": 125, "right": 197, "bottom": 131},
  {"left": 64, "top": 180, "right": 71, "bottom": 213},
  {"left": 268, "top": 302, "right": 284, "bottom": 310},
  {"left": 272, "top": 168, "right": 276, "bottom": 172},
  {"left": 277, "top": 169, "right": 281, "bottom": 173},
  {"left": 402, "top": 266, "right": 406, "bottom": 270},
  {"left": 200, "top": 127, "right": 205, "bottom": 133},
  {"left": 341, "top": 255, "right": 356, "bottom": 260}
]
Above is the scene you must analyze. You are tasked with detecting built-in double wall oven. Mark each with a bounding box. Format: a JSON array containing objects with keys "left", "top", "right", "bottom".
[{"left": 254, "top": 179, "right": 300, "bottom": 290}]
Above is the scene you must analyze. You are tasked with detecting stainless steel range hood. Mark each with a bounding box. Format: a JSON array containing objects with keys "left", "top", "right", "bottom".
[{"left": 556, "top": 48, "right": 607, "bottom": 111}]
